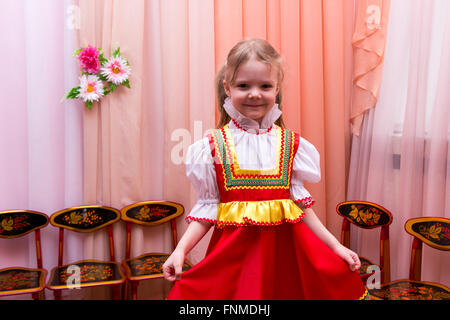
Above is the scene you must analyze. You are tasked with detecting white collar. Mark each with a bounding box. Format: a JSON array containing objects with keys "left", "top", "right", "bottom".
[{"left": 223, "top": 97, "right": 282, "bottom": 131}]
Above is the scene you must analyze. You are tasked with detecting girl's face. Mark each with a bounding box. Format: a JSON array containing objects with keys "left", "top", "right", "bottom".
[{"left": 223, "top": 57, "right": 280, "bottom": 125}]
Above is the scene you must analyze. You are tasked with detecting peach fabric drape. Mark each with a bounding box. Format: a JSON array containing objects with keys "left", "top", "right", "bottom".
[
  {"left": 78, "top": 0, "right": 216, "bottom": 298},
  {"left": 351, "top": 0, "right": 391, "bottom": 136},
  {"left": 77, "top": 0, "right": 356, "bottom": 298}
]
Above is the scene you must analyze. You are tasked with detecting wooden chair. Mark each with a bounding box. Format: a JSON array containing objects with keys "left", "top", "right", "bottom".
[
  {"left": 336, "top": 201, "right": 393, "bottom": 284},
  {"left": 0, "top": 210, "right": 49, "bottom": 299},
  {"left": 46, "top": 205, "right": 126, "bottom": 299},
  {"left": 120, "top": 201, "right": 193, "bottom": 300},
  {"left": 370, "top": 217, "right": 450, "bottom": 300}
]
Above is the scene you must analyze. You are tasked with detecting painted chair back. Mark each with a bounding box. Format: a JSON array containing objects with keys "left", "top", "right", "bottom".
[
  {"left": 405, "top": 217, "right": 450, "bottom": 281},
  {"left": 50, "top": 205, "right": 121, "bottom": 266},
  {"left": 0, "top": 210, "right": 49, "bottom": 269},
  {"left": 120, "top": 201, "right": 184, "bottom": 260},
  {"left": 336, "top": 201, "right": 393, "bottom": 283},
  {"left": 0, "top": 210, "right": 49, "bottom": 298}
]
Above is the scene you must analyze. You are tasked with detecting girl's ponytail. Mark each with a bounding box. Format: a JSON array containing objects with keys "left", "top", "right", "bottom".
[{"left": 215, "top": 64, "right": 231, "bottom": 128}]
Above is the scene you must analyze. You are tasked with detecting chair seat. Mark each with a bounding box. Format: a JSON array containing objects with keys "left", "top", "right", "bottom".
[
  {"left": 0, "top": 267, "right": 47, "bottom": 296},
  {"left": 358, "top": 256, "right": 383, "bottom": 278},
  {"left": 47, "top": 260, "right": 125, "bottom": 290},
  {"left": 123, "top": 252, "right": 193, "bottom": 281},
  {"left": 369, "top": 279, "right": 450, "bottom": 300}
]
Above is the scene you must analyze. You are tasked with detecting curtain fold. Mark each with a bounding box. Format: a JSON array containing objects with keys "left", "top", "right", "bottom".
[
  {"left": 348, "top": 0, "right": 450, "bottom": 286},
  {"left": 351, "top": 0, "right": 390, "bottom": 136}
]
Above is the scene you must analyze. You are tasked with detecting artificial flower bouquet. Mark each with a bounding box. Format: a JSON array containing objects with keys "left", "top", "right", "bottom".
[{"left": 63, "top": 45, "right": 131, "bottom": 109}]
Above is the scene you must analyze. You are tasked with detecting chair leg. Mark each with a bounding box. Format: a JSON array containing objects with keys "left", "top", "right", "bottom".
[
  {"left": 131, "top": 281, "right": 139, "bottom": 300},
  {"left": 53, "top": 290, "right": 62, "bottom": 300},
  {"left": 122, "top": 280, "right": 129, "bottom": 300},
  {"left": 112, "top": 285, "right": 121, "bottom": 300},
  {"left": 33, "top": 290, "right": 46, "bottom": 300}
]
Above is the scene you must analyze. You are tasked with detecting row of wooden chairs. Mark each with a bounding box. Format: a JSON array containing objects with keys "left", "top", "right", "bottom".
[
  {"left": 1, "top": 200, "right": 449, "bottom": 300},
  {"left": 0, "top": 201, "right": 193, "bottom": 300},
  {"left": 336, "top": 201, "right": 450, "bottom": 300}
]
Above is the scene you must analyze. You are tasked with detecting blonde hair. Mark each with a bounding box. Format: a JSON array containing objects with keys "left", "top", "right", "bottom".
[{"left": 215, "top": 38, "right": 285, "bottom": 128}]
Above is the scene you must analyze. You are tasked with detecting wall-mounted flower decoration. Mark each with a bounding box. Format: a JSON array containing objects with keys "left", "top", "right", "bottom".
[{"left": 63, "top": 45, "right": 131, "bottom": 109}]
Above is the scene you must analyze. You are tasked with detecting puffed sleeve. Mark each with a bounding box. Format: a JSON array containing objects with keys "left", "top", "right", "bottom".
[
  {"left": 290, "top": 137, "right": 321, "bottom": 209},
  {"left": 184, "top": 137, "right": 219, "bottom": 224}
]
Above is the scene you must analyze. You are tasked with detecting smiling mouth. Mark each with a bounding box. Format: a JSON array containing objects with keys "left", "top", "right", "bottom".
[{"left": 244, "top": 104, "right": 265, "bottom": 107}]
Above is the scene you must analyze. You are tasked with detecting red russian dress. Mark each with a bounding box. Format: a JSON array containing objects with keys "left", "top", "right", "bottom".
[{"left": 167, "top": 123, "right": 368, "bottom": 300}]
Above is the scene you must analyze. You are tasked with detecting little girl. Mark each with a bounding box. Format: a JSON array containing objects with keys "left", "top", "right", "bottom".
[{"left": 163, "top": 38, "right": 369, "bottom": 300}]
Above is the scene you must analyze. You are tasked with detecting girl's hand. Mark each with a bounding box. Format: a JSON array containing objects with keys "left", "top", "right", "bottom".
[
  {"left": 334, "top": 244, "right": 361, "bottom": 272},
  {"left": 162, "top": 248, "right": 186, "bottom": 281}
]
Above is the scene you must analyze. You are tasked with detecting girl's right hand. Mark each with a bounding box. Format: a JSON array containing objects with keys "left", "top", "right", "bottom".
[{"left": 162, "top": 248, "right": 186, "bottom": 281}]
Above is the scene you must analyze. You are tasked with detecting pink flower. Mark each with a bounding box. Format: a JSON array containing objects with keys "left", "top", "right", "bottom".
[
  {"left": 101, "top": 56, "right": 131, "bottom": 85},
  {"left": 78, "top": 45, "right": 100, "bottom": 74},
  {"left": 77, "top": 75, "right": 104, "bottom": 102}
]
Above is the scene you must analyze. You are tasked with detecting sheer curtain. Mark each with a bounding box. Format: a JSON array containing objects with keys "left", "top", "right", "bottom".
[
  {"left": 348, "top": 0, "right": 450, "bottom": 286},
  {"left": 0, "top": 0, "right": 84, "bottom": 299}
]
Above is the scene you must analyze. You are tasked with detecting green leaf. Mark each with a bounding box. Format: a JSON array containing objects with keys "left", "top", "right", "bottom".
[
  {"left": 99, "top": 53, "right": 108, "bottom": 65},
  {"left": 113, "top": 47, "right": 121, "bottom": 57},
  {"left": 65, "top": 86, "right": 81, "bottom": 99},
  {"left": 85, "top": 100, "right": 93, "bottom": 110},
  {"left": 98, "top": 74, "right": 108, "bottom": 81},
  {"left": 73, "top": 48, "right": 82, "bottom": 57},
  {"left": 109, "top": 83, "right": 117, "bottom": 93},
  {"left": 122, "top": 79, "right": 130, "bottom": 88}
]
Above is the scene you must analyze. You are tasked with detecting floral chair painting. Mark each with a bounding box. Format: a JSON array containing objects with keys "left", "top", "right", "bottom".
[
  {"left": 369, "top": 217, "right": 450, "bottom": 300},
  {"left": 46, "top": 205, "right": 125, "bottom": 299},
  {"left": 336, "top": 201, "right": 393, "bottom": 284},
  {"left": 120, "top": 201, "right": 193, "bottom": 300},
  {"left": 0, "top": 210, "right": 49, "bottom": 299}
]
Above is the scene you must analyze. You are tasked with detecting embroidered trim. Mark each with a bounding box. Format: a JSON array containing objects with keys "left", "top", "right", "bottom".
[
  {"left": 216, "top": 215, "right": 305, "bottom": 228},
  {"left": 222, "top": 124, "right": 283, "bottom": 177},
  {"left": 359, "top": 289, "right": 370, "bottom": 300},
  {"left": 231, "top": 119, "right": 273, "bottom": 135},
  {"left": 294, "top": 197, "right": 315, "bottom": 208},
  {"left": 216, "top": 199, "right": 305, "bottom": 228},
  {"left": 185, "top": 216, "right": 216, "bottom": 224},
  {"left": 212, "top": 125, "right": 297, "bottom": 190}
]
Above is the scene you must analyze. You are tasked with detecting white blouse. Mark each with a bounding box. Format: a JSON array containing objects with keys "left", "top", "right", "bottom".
[{"left": 185, "top": 120, "right": 321, "bottom": 224}]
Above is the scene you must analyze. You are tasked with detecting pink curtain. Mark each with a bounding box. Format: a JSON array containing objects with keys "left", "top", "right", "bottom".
[
  {"left": 2, "top": 0, "right": 403, "bottom": 299},
  {"left": 77, "top": 0, "right": 216, "bottom": 298},
  {"left": 0, "top": 0, "right": 84, "bottom": 299},
  {"left": 76, "top": 0, "right": 357, "bottom": 299},
  {"left": 348, "top": 0, "right": 450, "bottom": 286},
  {"left": 351, "top": 0, "right": 390, "bottom": 136}
]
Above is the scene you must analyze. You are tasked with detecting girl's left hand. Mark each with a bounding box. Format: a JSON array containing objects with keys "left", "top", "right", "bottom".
[{"left": 334, "top": 244, "right": 361, "bottom": 272}]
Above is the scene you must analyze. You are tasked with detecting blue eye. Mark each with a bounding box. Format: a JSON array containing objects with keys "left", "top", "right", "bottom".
[{"left": 237, "top": 84, "right": 248, "bottom": 88}]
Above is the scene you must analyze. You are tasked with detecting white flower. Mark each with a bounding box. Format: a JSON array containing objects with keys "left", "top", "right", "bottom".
[
  {"left": 77, "top": 75, "right": 104, "bottom": 102},
  {"left": 101, "top": 56, "right": 131, "bottom": 85}
]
